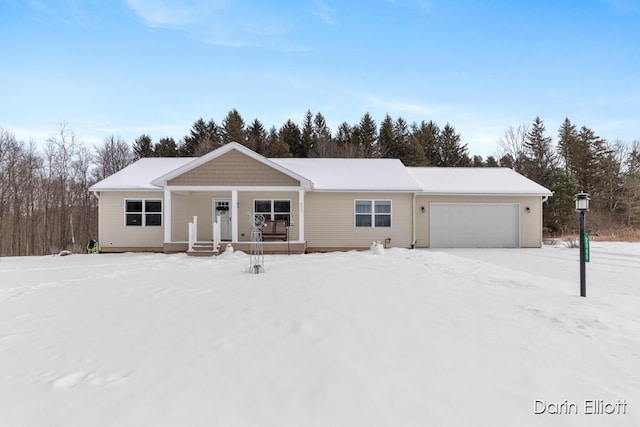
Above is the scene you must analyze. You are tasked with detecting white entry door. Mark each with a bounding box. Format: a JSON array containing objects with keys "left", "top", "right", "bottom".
[{"left": 214, "top": 199, "right": 232, "bottom": 241}]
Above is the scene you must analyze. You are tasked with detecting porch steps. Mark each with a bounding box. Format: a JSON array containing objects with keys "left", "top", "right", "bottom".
[{"left": 187, "top": 242, "right": 219, "bottom": 257}]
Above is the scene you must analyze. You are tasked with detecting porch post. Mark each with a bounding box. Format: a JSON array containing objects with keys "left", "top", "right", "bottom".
[
  {"left": 164, "top": 188, "right": 172, "bottom": 243},
  {"left": 298, "top": 189, "right": 305, "bottom": 242},
  {"left": 231, "top": 189, "right": 239, "bottom": 242}
]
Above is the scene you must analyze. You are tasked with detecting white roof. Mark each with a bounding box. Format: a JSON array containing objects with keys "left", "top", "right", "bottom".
[
  {"left": 407, "top": 167, "right": 553, "bottom": 196},
  {"left": 89, "top": 157, "right": 196, "bottom": 191},
  {"left": 89, "top": 144, "right": 552, "bottom": 196},
  {"left": 271, "top": 158, "right": 422, "bottom": 191}
]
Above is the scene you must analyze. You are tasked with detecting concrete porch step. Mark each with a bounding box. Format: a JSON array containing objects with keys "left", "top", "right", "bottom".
[{"left": 187, "top": 242, "right": 219, "bottom": 257}]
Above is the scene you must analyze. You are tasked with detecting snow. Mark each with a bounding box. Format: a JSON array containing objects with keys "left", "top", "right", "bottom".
[
  {"left": 407, "top": 167, "right": 553, "bottom": 195},
  {"left": 1, "top": 244, "right": 638, "bottom": 426},
  {"left": 89, "top": 157, "right": 196, "bottom": 191},
  {"left": 272, "top": 158, "right": 422, "bottom": 191}
]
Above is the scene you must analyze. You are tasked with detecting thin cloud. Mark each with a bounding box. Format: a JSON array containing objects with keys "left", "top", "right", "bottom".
[
  {"left": 124, "top": 0, "right": 228, "bottom": 28},
  {"left": 311, "top": 0, "right": 336, "bottom": 26},
  {"left": 124, "top": 0, "right": 306, "bottom": 50},
  {"left": 357, "top": 92, "right": 440, "bottom": 116}
]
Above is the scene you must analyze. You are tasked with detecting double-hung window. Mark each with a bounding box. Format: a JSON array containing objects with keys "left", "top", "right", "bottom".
[
  {"left": 125, "top": 199, "right": 162, "bottom": 227},
  {"left": 355, "top": 200, "right": 391, "bottom": 227},
  {"left": 254, "top": 199, "right": 291, "bottom": 223}
]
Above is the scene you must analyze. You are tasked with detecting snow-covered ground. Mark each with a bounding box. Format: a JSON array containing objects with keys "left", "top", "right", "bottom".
[{"left": 0, "top": 243, "right": 638, "bottom": 427}]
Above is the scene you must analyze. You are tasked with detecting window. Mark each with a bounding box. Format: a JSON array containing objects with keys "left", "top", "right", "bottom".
[
  {"left": 355, "top": 200, "right": 391, "bottom": 227},
  {"left": 125, "top": 199, "right": 162, "bottom": 227},
  {"left": 254, "top": 199, "right": 291, "bottom": 223}
]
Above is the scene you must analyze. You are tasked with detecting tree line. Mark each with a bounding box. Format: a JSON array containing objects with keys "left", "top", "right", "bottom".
[
  {"left": 131, "top": 109, "right": 474, "bottom": 167},
  {"left": 1, "top": 110, "right": 638, "bottom": 256},
  {"left": 497, "top": 116, "right": 640, "bottom": 236},
  {"left": 0, "top": 123, "right": 133, "bottom": 256}
]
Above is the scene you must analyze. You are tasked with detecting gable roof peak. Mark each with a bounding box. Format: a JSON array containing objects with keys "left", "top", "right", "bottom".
[{"left": 150, "top": 142, "right": 312, "bottom": 188}]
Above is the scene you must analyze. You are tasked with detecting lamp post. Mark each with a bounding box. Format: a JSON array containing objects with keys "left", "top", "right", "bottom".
[{"left": 575, "top": 192, "right": 590, "bottom": 297}]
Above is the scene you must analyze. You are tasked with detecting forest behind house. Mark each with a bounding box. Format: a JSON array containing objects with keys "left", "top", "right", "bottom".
[{"left": 1, "top": 110, "right": 639, "bottom": 256}]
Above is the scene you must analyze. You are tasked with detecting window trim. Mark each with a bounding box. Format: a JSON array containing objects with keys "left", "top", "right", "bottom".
[
  {"left": 124, "top": 198, "right": 163, "bottom": 227},
  {"left": 253, "top": 199, "right": 292, "bottom": 224},
  {"left": 354, "top": 199, "right": 392, "bottom": 228}
]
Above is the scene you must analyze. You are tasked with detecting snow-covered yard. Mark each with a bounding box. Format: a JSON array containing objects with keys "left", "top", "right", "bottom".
[{"left": 0, "top": 243, "right": 638, "bottom": 426}]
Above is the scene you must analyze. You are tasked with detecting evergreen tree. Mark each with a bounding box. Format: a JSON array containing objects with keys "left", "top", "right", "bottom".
[
  {"left": 376, "top": 114, "right": 394, "bottom": 158},
  {"left": 300, "top": 110, "right": 314, "bottom": 158},
  {"left": 155, "top": 137, "right": 178, "bottom": 157},
  {"left": 311, "top": 112, "right": 334, "bottom": 157},
  {"left": 544, "top": 168, "right": 577, "bottom": 234},
  {"left": 222, "top": 109, "right": 246, "bottom": 145},
  {"left": 405, "top": 131, "right": 427, "bottom": 166},
  {"left": 354, "top": 112, "right": 377, "bottom": 158},
  {"left": 246, "top": 119, "right": 267, "bottom": 154},
  {"left": 278, "top": 120, "right": 301, "bottom": 157},
  {"left": 410, "top": 120, "right": 440, "bottom": 165},
  {"left": 132, "top": 134, "right": 155, "bottom": 159},
  {"left": 180, "top": 118, "right": 220, "bottom": 156},
  {"left": 522, "top": 116, "right": 556, "bottom": 185},
  {"left": 472, "top": 155, "right": 484, "bottom": 167},
  {"left": 336, "top": 122, "right": 355, "bottom": 157},
  {"left": 557, "top": 117, "right": 577, "bottom": 173},
  {"left": 485, "top": 155, "right": 499, "bottom": 167},
  {"left": 439, "top": 123, "right": 470, "bottom": 166}
]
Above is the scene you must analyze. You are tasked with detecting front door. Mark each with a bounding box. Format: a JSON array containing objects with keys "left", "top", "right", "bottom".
[{"left": 213, "top": 199, "right": 232, "bottom": 241}]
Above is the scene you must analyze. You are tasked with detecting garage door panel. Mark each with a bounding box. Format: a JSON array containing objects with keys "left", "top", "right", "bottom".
[{"left": 430, "top": 203, "right": 519, "bottom": 248}]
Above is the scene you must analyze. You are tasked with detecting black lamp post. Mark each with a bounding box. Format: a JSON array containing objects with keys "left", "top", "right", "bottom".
[{"left": 575, "top": 192, "right": 590, "bottom": 297}]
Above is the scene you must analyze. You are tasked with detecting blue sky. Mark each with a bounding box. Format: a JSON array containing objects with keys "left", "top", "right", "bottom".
[{"left": 1, "top": 0, "right": 639, "bottom": 157}]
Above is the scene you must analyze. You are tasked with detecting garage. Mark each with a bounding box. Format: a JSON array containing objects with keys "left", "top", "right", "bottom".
[{"left": 430, "top": 203, "right": 519, "bottom": 248}]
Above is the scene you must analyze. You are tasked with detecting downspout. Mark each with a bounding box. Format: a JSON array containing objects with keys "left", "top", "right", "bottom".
[
  {"left": 411, "top": 193, "right": 416, "bottom": 249},
  {"left": 92, "top": 191, "right": 101, "bottom": 250}
]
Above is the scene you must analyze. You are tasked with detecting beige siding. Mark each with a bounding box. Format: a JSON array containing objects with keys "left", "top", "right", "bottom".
[
  {"left": 414, "top": 195, "right": 544, "bottom": 248},
  {"left": 168, "top": 150, "right": 300, "bottom": 186},
  {"left": 237, "top": 192, "right": 300, "bottom": 241},
  {"left": 305, "top": 192, "right": 414, "bottom": 250},
  {"left": 171, "top": 191, "right": 229, "bottom": 241},
  {"left": 98, "top": 191, "right": 164, "bottom": 250}
]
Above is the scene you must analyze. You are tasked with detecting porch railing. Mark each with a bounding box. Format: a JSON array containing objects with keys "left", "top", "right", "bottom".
[
  {"left": 188, "top": 216, "right": 198, "bottom": 251},
  {"left": 213, "top": 215, "right": 221, "bottom": 251}
]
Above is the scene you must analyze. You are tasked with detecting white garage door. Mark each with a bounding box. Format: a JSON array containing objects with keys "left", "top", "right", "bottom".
[{"left": 430, "top": 203, "right": 519, "bottom": 248}]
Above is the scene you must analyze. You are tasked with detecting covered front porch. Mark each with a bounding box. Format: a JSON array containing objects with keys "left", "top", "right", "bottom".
[{"left": 162, "top": 187, "right": 307, "bottom": 255}]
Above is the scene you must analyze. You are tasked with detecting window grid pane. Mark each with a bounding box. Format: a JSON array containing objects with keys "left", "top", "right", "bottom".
[
  {"left": 374, "top": 201, "right": 391, "bottom": 214},
  {"left": 374, "top": 214, "right": 391, "bottom": 227},
  {"left": 274, "top": 200, "right": 290, "bottom": 213},
  {"left": 355, "top": 201, "right": 372, "bottom": 214},
  {"left": 126, "top": 200, "right": 143, "bottom": 212},
  {"left": 145, "top": 200, "right": 162, "bottom": 212},
  {"left": 255, "top": 200, "right": 272, "bottom": 213},
  {"left": 355, "top": 214, "right": 372, "bottom": 227},
  {"left": 126, "top": 214, "right": 142, "bottom": 226},
  {"left": 146, "top": 214, "right": 162, "bottom": 226}
]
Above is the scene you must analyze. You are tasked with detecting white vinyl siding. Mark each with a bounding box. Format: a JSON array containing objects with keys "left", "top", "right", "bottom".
[
  {"left": 305, "top": 192, "right": 412, "bottom": 250},
  {"left": 98, "top": 191, "right": 165, "bottom": 250}
]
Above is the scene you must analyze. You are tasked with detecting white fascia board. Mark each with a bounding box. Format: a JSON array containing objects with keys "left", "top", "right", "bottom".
[
  {"left": 312, "top": 189, "right": 421, "bottom": 193},
  {"left": 88, "top": 187, "right": 164, "bottom": 192},
  {"left": 166, "top": 185, "right": 308, "bottom": 192},
  {"left": 416, "top": 192, "right": 553, "bottom": 197},
  {"left": 150, "top": 142, "right": 313, "bottom": 188}
]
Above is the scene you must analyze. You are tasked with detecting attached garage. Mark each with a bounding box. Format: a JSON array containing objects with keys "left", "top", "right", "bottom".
[{"left": 429, "top": 203, "right": 519, "bottom": 248}]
